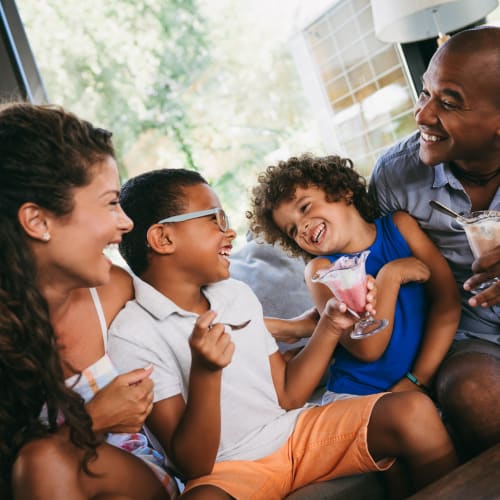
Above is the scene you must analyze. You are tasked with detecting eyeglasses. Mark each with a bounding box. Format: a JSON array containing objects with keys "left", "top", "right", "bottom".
[{"left": 157, "top": 207, "right": 230, "bottom": 232}]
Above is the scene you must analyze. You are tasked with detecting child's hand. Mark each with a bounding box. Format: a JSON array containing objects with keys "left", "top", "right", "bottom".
[
  {"left": 365, "top": 275, "right": 377, "bottom": 315},
  {"left": 321, "top": 298, "right": 356, "bottom": 336},
  {"left": 379, "top": 257, "right": 430, "bottom": 285},
  {"left": 321, "top": 277, "right": 378, "bottom": 336},
  {"left": 189, "top": 310, "right": 235, "bottom": 371}
]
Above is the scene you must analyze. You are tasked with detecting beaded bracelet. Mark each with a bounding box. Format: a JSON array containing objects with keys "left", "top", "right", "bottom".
[{"left": 406, "top": 372, "right": 430, "bottom": 393}]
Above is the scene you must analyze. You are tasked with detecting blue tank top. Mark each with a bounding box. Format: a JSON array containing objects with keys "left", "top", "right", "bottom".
[{"left": 325, "top": 214, "right": 428, "bottom": 395}]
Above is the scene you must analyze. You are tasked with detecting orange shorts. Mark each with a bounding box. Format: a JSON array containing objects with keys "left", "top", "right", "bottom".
[{"left": 184, "top": 393, "right": 393, "bottom": 499}]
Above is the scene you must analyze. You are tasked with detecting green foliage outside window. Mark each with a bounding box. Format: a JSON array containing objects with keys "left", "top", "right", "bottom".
[{"left": 17, "top": 0, "right": 323, "bottom": 243}]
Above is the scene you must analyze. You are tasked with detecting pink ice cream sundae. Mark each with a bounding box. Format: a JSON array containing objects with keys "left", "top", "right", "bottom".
[
  {"left": 460, "top": 211, "right": 500, "bottom": 259},
  {"left": 312, "top": 251, "right": 388, "bottom": 339}
]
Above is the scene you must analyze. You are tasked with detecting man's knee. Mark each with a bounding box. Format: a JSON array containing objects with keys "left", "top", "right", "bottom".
[{"left": 436, "top": 352, "right": 500, "bottom": 407}]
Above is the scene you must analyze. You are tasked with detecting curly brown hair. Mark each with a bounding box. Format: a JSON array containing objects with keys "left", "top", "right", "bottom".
[
  {"left": 248, "top": 153, "right": 379, "bottom": 260},
  {"left": 0, "top": 102, "right": 110, "bottom": 494}
]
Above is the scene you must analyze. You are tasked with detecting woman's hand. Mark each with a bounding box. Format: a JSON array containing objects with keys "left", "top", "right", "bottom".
[{"left": 85, "top": 365, "right": 155, "bottom": 434}]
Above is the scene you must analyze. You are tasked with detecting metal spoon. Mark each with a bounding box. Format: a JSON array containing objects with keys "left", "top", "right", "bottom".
[
  {"left": 209, "top": 319, "right": 251, "bottom": 331},
  {"left": 223, "top": 319, "right": 251, "bottom": 331},
  {"left": 429, "top": 200, "right": 470, "bottom": 222}
]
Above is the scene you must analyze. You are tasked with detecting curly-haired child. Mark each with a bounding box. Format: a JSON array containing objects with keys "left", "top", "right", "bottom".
[{"left": 249, "top": 153, "right": 461, "bottom": 402}]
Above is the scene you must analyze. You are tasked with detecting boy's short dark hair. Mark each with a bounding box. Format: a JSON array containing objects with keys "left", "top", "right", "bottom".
[
  {"left": 119, "top": 168, "right": 207, "bottom": 275},
  {"left": 248, "top": 153, "right": 379, "bottom": 260}
]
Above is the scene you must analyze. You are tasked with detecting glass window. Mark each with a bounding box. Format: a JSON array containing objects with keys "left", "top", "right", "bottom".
[
  {"left": 347, "top": 61, "right": 373, "bottom": 90},
  {"left": 328, "top": 2, "right": 354, "bottom": 27},
  {"left": 332, "top": 94, "right": 354, "bottom": 113},
  {"left": 300, "top": 0, "right": 415, "bottom": 178},
  {"left": 371, "top": 47, "right": 399, "bottom": 75},
  {"left": 321, "top": 57, "right": 344, "bottom": 83},
  {"left": 367, "top": 125, "right": 395, "bottom": 150},
  {"left": 392, "top": 111, "right": 417, "bottom": 138},
  {"left": 311, "top": 35, "right": 337, "bottom": 66},
  {"left": 361, "top": 32, "right": 386, "bottom": 54},
  {"left": 340, "top": 40, "right": 366, "bottom": 72},
  {"left": 354, "top": 82, "right": 377, "bottom": 102},
  {"left": 333, "top": 19, "right": 360, "bottom": 50},
  {"left": 344, "top": 134, "right": 370, "bottom": 159},
  {"left": 357, "top": 4, "right": 373, "bottom": 31},
  {"left": 326, "top": 75, "right": 350, "bottom": 101},
  {"left": 352, "top": 0, "right": 370, "bottom": 13},
  {"left": 377, "top": 68, "right": 404, "bottom": 89},
  {"left": 336, "top": 112, "right": 363, "bottom": 141},
  {"left": 305, "top": 17, "right": 330, "bottom": 45},
  {"left": 352, "top": 153, "right": 375, "bottom": 177}
]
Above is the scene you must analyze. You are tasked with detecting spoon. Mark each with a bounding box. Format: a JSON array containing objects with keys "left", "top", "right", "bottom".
[
  {"left": 209, "top": 319, "right": 251, "bottom": 331},
  {"left": 429, "top": 200, "right": 470, "bottom": 222}
]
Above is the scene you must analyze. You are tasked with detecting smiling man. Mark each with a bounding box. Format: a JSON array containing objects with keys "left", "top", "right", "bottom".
[{"left": 369, "top": 25, "right": 500, "bottom": 460}]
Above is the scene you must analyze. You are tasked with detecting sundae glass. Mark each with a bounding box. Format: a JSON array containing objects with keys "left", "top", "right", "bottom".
[
  {"left": 459, "top": 210, "right": 500, "bottom": 292},
  {"left": 312, "top": 250, "right": 388, "bottom": 339}
]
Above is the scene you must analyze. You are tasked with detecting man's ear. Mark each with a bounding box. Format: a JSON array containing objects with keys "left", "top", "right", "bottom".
[
  {"left": 146, "top": 224, "right": 176, "bottom": 254},
  {"left": 17, "top": 202, "right": 52, "bottom": 242}
]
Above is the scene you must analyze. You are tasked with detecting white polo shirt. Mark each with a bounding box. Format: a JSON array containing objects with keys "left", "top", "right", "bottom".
[{"left": 108, "top": 276, "right": 307, "bottom": 463}]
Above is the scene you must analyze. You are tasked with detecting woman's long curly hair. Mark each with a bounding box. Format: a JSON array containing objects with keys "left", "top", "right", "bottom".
[
  {"left": 248, "top": 153, "right": 379, "bottom": 260},
  {"left": 0, "top": 103, "right": 114, "bottom": 493}
]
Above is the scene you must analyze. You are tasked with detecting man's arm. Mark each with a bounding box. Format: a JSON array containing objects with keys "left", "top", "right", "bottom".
[{"left": 391, "top": 211, "right": 461, "bottom": 391}]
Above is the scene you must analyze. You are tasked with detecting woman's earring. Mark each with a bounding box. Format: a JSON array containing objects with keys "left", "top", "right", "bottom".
[{"left": 42, "top": 232, "right": 51, "bottom": 242}]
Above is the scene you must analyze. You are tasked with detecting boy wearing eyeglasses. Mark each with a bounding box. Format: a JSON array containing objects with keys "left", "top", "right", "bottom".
[{"left": 108, "top": 168, "right": 458, "bottom": 499}]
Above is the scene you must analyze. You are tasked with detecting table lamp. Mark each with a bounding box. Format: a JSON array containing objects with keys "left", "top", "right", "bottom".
[{"left": 371, "top": 0, "right": 498, "bottom": 46}]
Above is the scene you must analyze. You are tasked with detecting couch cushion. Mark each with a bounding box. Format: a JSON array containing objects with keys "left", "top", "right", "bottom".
[{"left": 286, "top": 472, "right": 386, "bottom": 499}]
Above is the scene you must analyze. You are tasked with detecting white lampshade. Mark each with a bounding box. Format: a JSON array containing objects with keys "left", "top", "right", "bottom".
[{"left": 371, "top": 0, "right": 499, "bottom": 43}]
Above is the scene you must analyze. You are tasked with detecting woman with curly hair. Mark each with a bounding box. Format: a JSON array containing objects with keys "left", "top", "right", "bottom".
[
  {"left": 0, "top": 102, "right": 173, "bottom": 499},
  {"left": 249, "top": 154, "right": 461, "bottom": 404}
]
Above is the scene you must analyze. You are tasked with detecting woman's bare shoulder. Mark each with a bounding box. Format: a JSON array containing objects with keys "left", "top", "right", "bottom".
[{"left": 97, "top": 265, "right": 134, "bottom": 325}]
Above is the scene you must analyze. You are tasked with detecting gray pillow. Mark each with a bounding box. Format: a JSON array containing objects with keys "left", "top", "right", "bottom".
[{"left": 230, "top": 238, "right": 313, "bottom": 319}]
